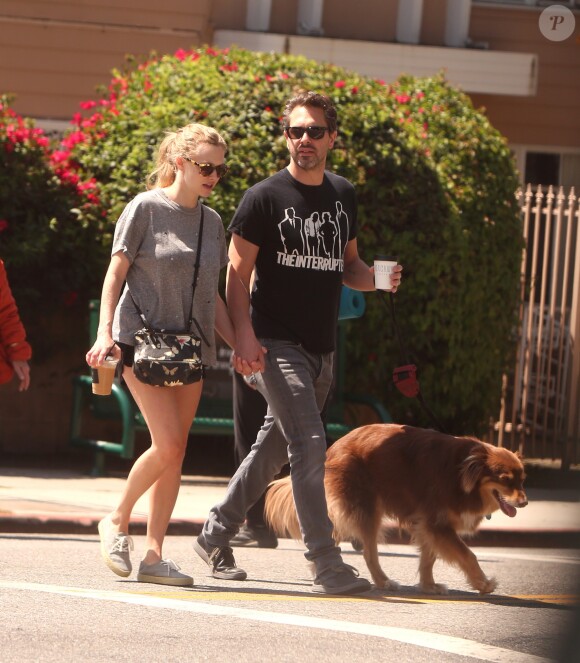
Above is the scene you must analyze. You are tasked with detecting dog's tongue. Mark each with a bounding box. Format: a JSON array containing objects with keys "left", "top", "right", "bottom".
[{"left": 499, "top": 496, "right": 517, "bottom": 518}]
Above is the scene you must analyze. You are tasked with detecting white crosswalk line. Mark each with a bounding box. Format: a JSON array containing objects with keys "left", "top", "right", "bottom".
[{"left": 1, "top": 581, "right": 552, "bottom": 663}]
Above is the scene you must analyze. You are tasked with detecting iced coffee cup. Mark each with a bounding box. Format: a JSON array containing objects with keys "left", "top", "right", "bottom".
[
  {"left": 91, "top": 358, "right": 118, "bottom": 396},
  {"left": 374, "top": 255, "right": 398, "bottom": 291}
]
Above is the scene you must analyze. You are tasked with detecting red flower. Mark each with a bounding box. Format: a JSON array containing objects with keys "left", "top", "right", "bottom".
[
  {"left": 62, "top": 130, "right": 88, "bottom": 149},
  {"left": 395, "top": 94, "right": 411, "bottom": 104},
  {"left": 78, "top": 178, "right": 98, "bottom": 192},
  {"left": 50, "top": 150, "right": 69, "bottom": 164},
  {"left": 334, "top": 80, "right": 346, "bottom": 88},
  {"left": 0, "top": 219, "right": 9, "bottom": 232},
  {"left": 351, "top": 86, "right": 359, "bottom": 94}
]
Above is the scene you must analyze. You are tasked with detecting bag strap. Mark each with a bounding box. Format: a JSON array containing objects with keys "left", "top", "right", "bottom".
[
  {"left": 130, "top": 204, "right": 205, "bottom": 332},
  {"left": 187, "top": 205, "right": 205, "bottom": 329}
]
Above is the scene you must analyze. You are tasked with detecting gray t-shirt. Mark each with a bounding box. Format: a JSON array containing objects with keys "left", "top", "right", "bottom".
[{"left": 111, "top": 188, "right": 227, "bottom": 367}]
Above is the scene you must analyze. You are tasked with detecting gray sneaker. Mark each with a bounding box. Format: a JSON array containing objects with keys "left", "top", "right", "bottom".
[
  {"left": 137, "top": 559, "right": 193, "bottom": 587},
  {"left": 230, "top": 524, "right": 278, "bottom": 549},
  {"left": 193, "top": 534, "right": 247, "bottom": 580},
  {"left": 312, "top": 564, "right": 372, "bottom": 595},
  {"left": 98, "top": 516, "right": 134, "bottom": 577}
]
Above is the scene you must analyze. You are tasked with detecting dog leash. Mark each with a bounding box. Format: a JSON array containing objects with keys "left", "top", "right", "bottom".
[{"left": 379, "top": 291, "right": 448, "bottom": 434}]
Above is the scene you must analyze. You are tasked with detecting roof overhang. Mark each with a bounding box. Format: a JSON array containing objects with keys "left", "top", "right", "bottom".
[{"left": 214, "top": 30, "right": 538, "bottom": 97}]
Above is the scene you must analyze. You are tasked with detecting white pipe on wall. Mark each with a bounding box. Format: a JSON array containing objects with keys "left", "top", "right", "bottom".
[
  {"left": 444, "top": 0, "right": 472, "bottom": 47},
  {"left": 297, "top": 0, "right": 324, "bottom": 36},
  {"left": 246, "top": 0, "right": 272, "bottom": 32},
  {"left": 396, "top": 0, "right": 424, "bottom": 45}
]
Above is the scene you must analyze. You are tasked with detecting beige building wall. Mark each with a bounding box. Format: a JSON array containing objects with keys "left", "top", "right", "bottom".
[
  {"left": 0, "top": 0, "right": 211, "bottom": 120},
  {"left": 468, "top": 5, "right": 580, "bottom": 149}
]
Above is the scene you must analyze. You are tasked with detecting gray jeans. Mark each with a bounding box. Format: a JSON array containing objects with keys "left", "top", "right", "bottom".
[{"left": 202, "top": 338, "right": 343, "bottom": 571}]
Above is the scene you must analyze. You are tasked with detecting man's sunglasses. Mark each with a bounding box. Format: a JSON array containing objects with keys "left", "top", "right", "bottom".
[
  {"left": 285, "top": 126, "right": 330, "bottom": 140},
  {"left": 183, "top": 157, "right": 229, "bottom": 178}
]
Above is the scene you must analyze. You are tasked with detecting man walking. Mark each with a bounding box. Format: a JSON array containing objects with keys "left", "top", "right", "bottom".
[{"left": 193, "top": 91, "right": 402, "bottom": 595}]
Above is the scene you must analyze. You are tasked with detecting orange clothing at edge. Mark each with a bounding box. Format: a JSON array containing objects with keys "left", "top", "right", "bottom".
[{"left": 0, "top": 259, "right": 32, "bottom": 384}]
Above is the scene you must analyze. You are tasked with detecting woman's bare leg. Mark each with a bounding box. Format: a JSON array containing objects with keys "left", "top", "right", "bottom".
[{"left": 106, "top": 368, "right": 202, "bottom": 563}]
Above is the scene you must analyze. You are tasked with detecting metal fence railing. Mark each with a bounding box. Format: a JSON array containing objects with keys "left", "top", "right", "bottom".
[{"left": 492, "top": 185, "right": 580, "bottom": 467}]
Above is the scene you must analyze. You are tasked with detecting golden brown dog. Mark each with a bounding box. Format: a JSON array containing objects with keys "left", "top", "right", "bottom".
[{"left": 265, "top": 423, "right": 528, "bottom": 594}]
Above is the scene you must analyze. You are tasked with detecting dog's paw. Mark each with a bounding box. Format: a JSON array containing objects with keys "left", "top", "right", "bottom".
[
  {"left": 476, "top": 577, "right": 497, "bottom": 595},
  {"left": 417, "top": 582, "right": 448, "bottom": 595},
  {"left": 370, "top": 575, "right": 400, "bottom": 591},
  {"left": 373, "top": 578, "right": 401, "bottom": 593},
  {"left": 383, "top": 578, "right": 401, "bottom": 591}
]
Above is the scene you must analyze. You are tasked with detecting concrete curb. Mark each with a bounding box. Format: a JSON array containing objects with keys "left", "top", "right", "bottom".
[{"left": 1, "top": 515, "right": 578, "bottom": 548}]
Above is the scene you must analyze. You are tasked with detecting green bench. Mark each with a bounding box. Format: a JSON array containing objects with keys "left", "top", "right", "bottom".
[{"left": 69, "top": 296, "right": 391, "bottom": 476}]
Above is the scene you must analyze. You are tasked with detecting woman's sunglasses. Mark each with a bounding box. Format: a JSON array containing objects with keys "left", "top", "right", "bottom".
[
  {"left": 285, "top": 126, "right": 329, "bottom": 140},
  {"left": 184, "top": 157, "right": 229, "bottom": 178}
]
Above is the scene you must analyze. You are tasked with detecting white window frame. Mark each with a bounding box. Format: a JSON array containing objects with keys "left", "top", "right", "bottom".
[{"left": 511, "top": 144, "right": 580, "bottom": 187}]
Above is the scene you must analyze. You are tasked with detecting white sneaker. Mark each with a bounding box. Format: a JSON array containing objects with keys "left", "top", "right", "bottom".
[{"left": 98, "top": 516, "right": 133, "bottom": 577}]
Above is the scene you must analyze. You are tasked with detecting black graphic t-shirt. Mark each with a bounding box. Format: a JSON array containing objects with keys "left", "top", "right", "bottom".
[{"left": 228, "top": 168, "right": 358, "bottom": 353}]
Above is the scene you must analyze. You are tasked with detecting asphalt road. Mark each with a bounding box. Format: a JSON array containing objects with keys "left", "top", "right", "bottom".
[{"left": 1, "top": 534, "right": 579, "bottom": 663}]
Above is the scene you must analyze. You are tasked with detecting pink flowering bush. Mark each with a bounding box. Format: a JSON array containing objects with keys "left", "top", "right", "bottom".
[
  {"left": 61, "top": 47, "right": 520, "bottom": 433},
  {"left": 0, "top": 94, "right": 103, "bottom": 324}
]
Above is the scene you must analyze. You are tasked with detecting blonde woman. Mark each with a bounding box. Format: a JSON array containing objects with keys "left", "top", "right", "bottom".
[{"left": 87, "top": 124, "right": 234, "bottom": 586}]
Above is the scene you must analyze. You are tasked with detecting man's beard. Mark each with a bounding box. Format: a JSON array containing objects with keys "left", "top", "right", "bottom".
[{"left": 291, "top": 149, "right": 321, "bottom": 171}]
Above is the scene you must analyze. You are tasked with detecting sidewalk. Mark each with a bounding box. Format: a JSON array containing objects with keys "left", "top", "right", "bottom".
[{"left": 1, "top": 466, "right": 579, "bottom": 548}]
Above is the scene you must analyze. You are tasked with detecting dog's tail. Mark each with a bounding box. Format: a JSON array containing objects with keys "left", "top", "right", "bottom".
[{"left": 264, "top": 476, "right": 302, "bottom": 540}]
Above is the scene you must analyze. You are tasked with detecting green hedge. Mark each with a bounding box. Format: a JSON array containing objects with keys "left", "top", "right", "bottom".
[{"left": 53, "top": 47, "right": 522, "bottom": 433}]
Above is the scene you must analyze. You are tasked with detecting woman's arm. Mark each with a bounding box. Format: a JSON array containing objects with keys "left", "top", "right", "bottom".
[
  {"left": 214, "top": 294, "right": 235, "bottom": 349},
  {"left": 86, "top": 252, "right": 130, "bottom": 367},
  {"left": 226, "top": 235, "right": 266, "bottom": 375}
]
